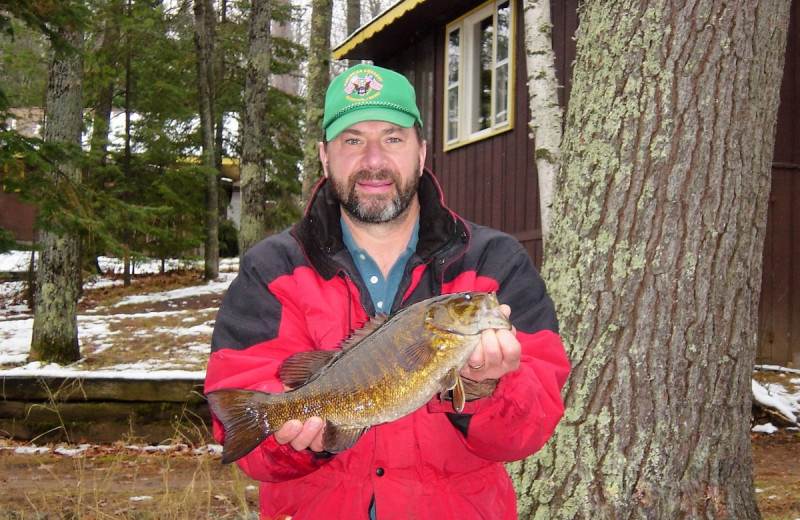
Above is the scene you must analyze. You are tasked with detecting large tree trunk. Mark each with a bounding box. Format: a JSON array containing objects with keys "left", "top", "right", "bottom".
[
  {"left": 238, "top": 0, "right": 272, "bottom": 254},
  {"left": 512, "top": 2, "right": 792, "bottom": 518},
  {"left": 30, "top": 25, "right": 84, "bottom": 364},
  {"left": 194, "top": 0, "right": 219, "bottom": 280},
  {"left": 300, "top": 0, "right": 332, "bottom": 203}
]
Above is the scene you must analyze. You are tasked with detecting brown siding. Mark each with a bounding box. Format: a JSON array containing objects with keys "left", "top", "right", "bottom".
[
  {"left": 758, "top": 0, "right": 800, "bottom": 366},
  {"left": 0, "top": 191, "right": 36, "bottom": 243},
  {"left": 759, "top": 167, "right": 800, "bottom": 367}
]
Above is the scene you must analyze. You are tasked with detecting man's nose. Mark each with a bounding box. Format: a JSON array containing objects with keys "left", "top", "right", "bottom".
[{"left": 360, "top": 139, "right": 388, "bottom": 170}]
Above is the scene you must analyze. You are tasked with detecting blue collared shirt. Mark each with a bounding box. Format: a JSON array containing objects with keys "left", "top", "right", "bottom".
[{"left": 341, "top": 216, "right": 420, "bottom": 313}]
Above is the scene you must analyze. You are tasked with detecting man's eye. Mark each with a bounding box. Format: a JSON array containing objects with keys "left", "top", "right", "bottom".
[
  {"left": 387, "top": 137, "right": 402, "bottom": 143},
  {"left": 345, "top": 138, "right": 361, "bottom": 145}
]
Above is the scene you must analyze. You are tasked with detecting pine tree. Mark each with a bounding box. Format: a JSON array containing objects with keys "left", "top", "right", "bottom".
[
  {"left": 238, "top": 0, "right": 273, "bottom": 254},
  {"left": 194, "top": 0, "right": 219, "bottom": 280},
  {"left": 29, "top": 4, "right": 87, "bottom": 364},
  {"left": 300, "top": 0, "right": 332, "bottom": 203}
]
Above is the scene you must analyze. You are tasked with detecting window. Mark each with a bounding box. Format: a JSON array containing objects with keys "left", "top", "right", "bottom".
[{"left": 445, "top": 0, "right": 513, "bottom": 150}]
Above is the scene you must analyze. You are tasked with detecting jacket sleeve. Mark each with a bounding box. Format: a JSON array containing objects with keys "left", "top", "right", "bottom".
[
  {"left": 429, "top": 238, "right": 570, "bottom": 461},
  {"left": 204, "top": 244, "right": 333, "bottom": 482}
]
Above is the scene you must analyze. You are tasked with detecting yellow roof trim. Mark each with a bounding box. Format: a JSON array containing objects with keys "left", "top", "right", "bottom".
[{"left": 333, "top": 0, "right": 428, "bottom": 60}]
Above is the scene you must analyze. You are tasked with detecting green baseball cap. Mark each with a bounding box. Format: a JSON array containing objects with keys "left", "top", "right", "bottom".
[{"left": 323, "top": 65, "right": 423, "bottom": 141}]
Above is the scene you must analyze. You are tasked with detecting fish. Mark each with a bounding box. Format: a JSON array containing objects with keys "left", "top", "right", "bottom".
[{"left": 205, "top": 291, "right": 512, "bottom": 464}]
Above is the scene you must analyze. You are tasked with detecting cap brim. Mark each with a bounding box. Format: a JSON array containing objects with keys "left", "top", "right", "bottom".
[{"left": 325, "top": 107, "right": 416, "bottom": 141}]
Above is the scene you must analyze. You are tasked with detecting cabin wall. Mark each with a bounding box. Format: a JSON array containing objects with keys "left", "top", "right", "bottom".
[
  {"left": 758, "top": 0, "right": 800, "bottom": 367},
  {"left": 0, "top": 191, "right": 36, "bottom": 243},
  {"left": 376, "top": 0, "right": 579, "bottom": 267}
]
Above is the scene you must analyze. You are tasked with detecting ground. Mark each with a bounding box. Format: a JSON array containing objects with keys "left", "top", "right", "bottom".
[
  {"left": 752, "top": 430, "right": 800, "bottom": 519},
  {"left": 0, "top": 431, "right": 797, "bottom": 519},
  {"left": 0, "top": 440, "right": 261, "bottom": 519}
]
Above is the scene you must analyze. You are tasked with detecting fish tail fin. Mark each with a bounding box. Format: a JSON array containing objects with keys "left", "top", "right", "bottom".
[{"left": 206, "top": 389, "right": 272, "bottom": 464}]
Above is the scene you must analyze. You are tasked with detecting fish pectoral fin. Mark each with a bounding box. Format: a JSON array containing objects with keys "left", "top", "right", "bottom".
[
  {"left": 279, "top": 350, "right": 338, "bottom": 389},
  {"left": 451, "top": 372, "right": 466, "bottom": 413},
  {"left": 322, "top": 421, "right": 368, "bottom": 453},
  {"left": 399, "top": 340, "right": 437, "bottom": 371},
  {"left": 437, "top": 369, "right": 466, "bottom": 413}
]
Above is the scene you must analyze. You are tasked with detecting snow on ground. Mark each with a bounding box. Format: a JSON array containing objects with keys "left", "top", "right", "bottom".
[
  {"left": 0, "top": 251, "right": 238, "bottom": 380},
  {"left": 1, "top": 250, "right": 799, "bottom": 436}
]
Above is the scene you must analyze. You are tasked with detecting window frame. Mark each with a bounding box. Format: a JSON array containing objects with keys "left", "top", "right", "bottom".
[{"left": 443, "top": 0, "right": 515, "bottom": 151}]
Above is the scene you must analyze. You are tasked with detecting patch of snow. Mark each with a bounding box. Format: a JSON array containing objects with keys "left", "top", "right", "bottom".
[
  {"left": 753, "top": 379, "right": 798, "bottom": 424},
  {"left": 752, "top": 422, "right": 779, "bottom": 434},
  {"left": 0, "top": 254, "right": 238, "bottom": 378}
]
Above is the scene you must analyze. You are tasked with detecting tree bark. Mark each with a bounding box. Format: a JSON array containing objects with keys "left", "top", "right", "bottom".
[
  {"left": 30, "top": 25, "right": 84, "bottom": 364},
  {"left": 238, "top": 0, "right": 272, "bottom": 254},
  {"left": 513, "top": 2, "right": 792, "bottom": 518},
  {"left": 522, "top": 0, "right": 562, "bottom": 244},
  {"left": 194, "top": 0, "right": 219, "bottom": 280},
  {"left": 346, "top": 0, "right": 360, "bottom": 68},
  {"left": 300, "top": 0, "right": 332, "bottom": 203}
]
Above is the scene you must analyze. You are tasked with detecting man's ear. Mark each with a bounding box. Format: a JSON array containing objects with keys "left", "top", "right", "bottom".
[
  {"left": 318, "top": 141, "right": 329, "bottom": 178},
  {"left": 419, "top": 140, "right": 427, "bottom": 174}
]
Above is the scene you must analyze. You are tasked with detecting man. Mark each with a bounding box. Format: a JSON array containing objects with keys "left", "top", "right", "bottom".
[{"left": 205, "top": 65, "right": 570, "bottom": 520}]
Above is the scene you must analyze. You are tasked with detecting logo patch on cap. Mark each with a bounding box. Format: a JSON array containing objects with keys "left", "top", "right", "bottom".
[{"left": 343, "top": 69, "right": 384, "bottom": 102}]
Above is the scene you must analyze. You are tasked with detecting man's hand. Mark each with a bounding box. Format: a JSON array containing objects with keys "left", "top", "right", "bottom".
[
  {"left": 460, "top": 304, "right": 520, "bottom": 382},
  {"left": 273, "top": 417, "right": 326, "bottom": 452}
]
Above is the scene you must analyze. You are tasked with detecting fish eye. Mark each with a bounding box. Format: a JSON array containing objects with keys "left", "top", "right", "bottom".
[{"left": 464, "top": 294, "right": 472, "bottom": 300}]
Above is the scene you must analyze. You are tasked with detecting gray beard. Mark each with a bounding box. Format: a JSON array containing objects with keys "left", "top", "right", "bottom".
[{"left": 330, "top": 168, "right": 420, "bottom": 224}]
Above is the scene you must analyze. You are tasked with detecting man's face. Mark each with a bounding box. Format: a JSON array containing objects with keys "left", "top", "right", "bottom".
[{"left": 319, "top": 121, "right": 427, "bottom": 224}]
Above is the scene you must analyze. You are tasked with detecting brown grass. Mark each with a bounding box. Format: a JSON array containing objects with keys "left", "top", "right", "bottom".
[{"left": 0, "top": 437, "right": 259, "bottom": 519}]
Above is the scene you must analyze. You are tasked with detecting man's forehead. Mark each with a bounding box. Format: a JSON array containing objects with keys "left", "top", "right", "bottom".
[{"left": 340, "top": 121, "right": 410, "bottom": 135}]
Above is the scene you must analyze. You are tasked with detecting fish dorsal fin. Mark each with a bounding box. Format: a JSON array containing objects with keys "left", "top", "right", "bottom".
[
  {"left": 278, "top": 350, "right": 338, "bottom": 389},
  {"left": 322, "top": 421, "right": 369, "bottom": 453},
  {"left": 399, "top": 340, "right": 437, "bottom": 371},
  {"left": 339, "top": 314, "right": 388, "bottom": 352}
]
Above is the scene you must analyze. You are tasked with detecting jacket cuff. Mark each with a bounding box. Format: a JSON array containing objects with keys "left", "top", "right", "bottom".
[{"left": 425, "top": 376, "right": 507, "bottom": 416}]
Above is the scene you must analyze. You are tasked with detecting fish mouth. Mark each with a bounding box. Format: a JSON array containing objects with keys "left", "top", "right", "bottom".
[{"left": 478, "top": 306, "right": 512, "bottom": 330}]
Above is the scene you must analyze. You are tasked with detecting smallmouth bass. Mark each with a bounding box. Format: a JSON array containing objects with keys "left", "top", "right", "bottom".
[{"left": 206, "top": 291, "right": 511, "bottom": 463}]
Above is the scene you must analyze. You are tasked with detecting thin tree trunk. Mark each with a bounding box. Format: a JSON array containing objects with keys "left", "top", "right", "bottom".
[
  {"left": 123, "top": 10, "right": 133, "bottom": 287},
  {"left": 30, "top": 25, "right": 84, "bottom": 364},
  {"left": 300, "top": 0, "right": 332, "bottom": 203},
  {"left": 516, "top": 2, "right": 792, "bottom": 518},
  {"left": 522, "top": 0, "right": 561, "bottom": 244},
  {"left": 85, "top": 1, "right": 120, "bottom": 275},
  {"left": 346, "top": 0, "right": 360, "bottom": 68},
  {"left": 239, "top": 0, "right": 272, "bottom": 254},
  {"left": 214, "top": 0, "right": 228, "bottom": 175},
  {"left": 194, "top": 0, "right": 219, "bottom": 280}
]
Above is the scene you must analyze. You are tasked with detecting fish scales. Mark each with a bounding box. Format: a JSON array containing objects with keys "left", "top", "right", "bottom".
[{"left": 206, "top": 291, "right": 511, "bottom": 464}]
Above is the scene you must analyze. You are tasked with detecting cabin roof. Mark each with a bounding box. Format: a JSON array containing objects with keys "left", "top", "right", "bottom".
[{"left": 333, "top": 0, "right": 468, "bottom": 60}]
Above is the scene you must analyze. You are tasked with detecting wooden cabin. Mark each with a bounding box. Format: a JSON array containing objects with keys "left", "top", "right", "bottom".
[{"left": 333, "top": 0, "right": 800, "bottom": 367}]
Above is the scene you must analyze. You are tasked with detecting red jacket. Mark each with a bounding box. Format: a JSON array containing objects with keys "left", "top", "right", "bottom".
[{"left": 205, "top": 171, "right": 570, "bottom": 520}]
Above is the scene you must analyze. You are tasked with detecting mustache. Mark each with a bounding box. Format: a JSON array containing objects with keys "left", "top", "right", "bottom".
[{"left": 351, "top": 169, "right": 396, "bottom": 182}]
